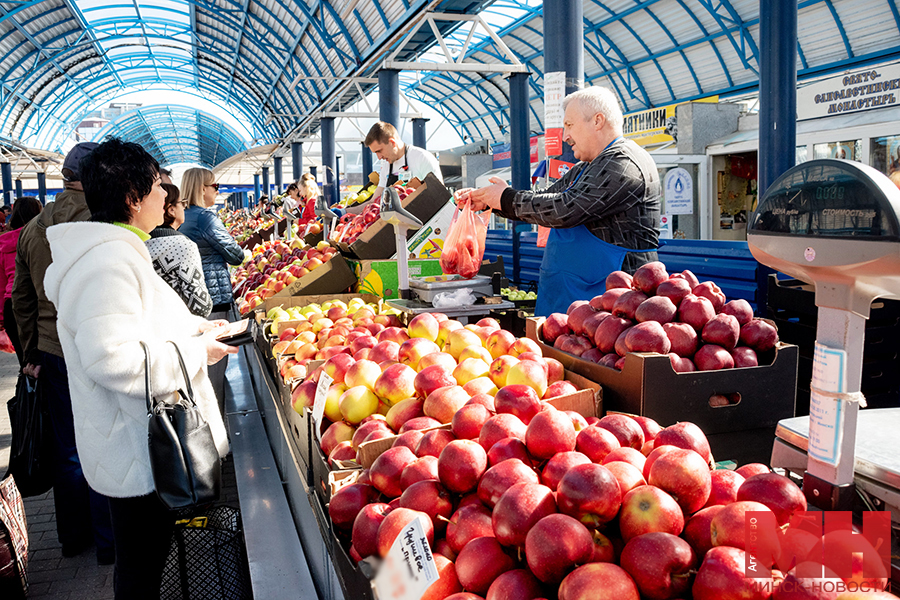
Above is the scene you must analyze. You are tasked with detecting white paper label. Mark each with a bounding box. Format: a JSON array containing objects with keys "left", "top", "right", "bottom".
[
  {"left": 659, "top": 214, "right": 673, "bottom": 240},
  {"left": 544, "top": 71, "right": 566, "bottom": 129},
  {"left": 664, "top": 168, "right": 694, "bottom": 215},
  {"left": 373, "top": 517, "right": 439, "bottom": 600},
  {"left": 311, "top": 371, "right": 334, "bottom": 430},
  {"left": 807, "top": 342, "right": 845, "bottom": 465}
]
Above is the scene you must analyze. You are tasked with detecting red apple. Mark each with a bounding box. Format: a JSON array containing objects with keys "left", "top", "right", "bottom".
[
  {"left": 451, "top": 403, "right": 492, "bottom": 440},
  {"left": 437, "top": 439, "right": 488, "bottom": 494},
  {"left": 692, "top": 546, "right": 772, "bottom": 600},
  {"left": 597, "top": 414, "right": 645, "bottom": 450},
  {"left": 618, "top": 484, "right": 685, "bottom": 541},
  {"left": 329, "top": 482, "right": 380, "bottom": 531},
  {"left": 408, "top": 312, "right": 440, "bottom": 342},
  {"left": 606, "top": 270, "right": 633, "bottom": 290},
  {"left": 351, "top": 502, "right": 391, "bottom": 558},
  {"left": 525, "top": 407, "right": 577, "bottom": 459},
  {"left": 706, "top": 469, "right": 746, "bottom": 507},
  {"left": 492, "top": 482, "right": 557, "bottom": 547},
  {"left": 737, "top": 472, "right": 808, "bottom": 526},
  {"left": 494, "top": 384, "right": 542, "bottom": 425},
  {"left": 683, "top": 505, "right": 725, "bottom": 558},
  {"left": 446, "top": 502, "right": 494, "bottom": 554},
  {"left": 479, "top": 413, "right": 527, "bottom": 452},
  {"left": 576, "top": 425, "right": 620, "bottom": 463},
  {"left": 415, "top": 428, "right": 456, "bottom": 458},
  {"left": 487, "top": 436, "right": 532, "bottom": 467},
  {"left": 710, "top": 500, "right": 779, "bottom": 557},
  {"left": 478, "top": 457, "right": 540, "bottom": 508},
  {"left": 620, "top": 532, "right": 698, "bottom": 600},
  {"left": 736, "top": 463, "right": 770, "bottom": 478},
  {"left": 399, "top": 479, "right": 453, "bottom": 534},
  {"left": 456, "top": 536, "right": 516, "bottom": 595},
  {"left": 422, "top": 554, "right": 463, "bottom": 600},
  {"left": 399, "top": 455, "right": 439, "bottom": 490},
  {"left": 603, "top": 460, "right": 647, "bottom": 495},
  {"left": 376, "top": 507, "right": 434, "bottom": 558},
  {"left": 654, "top": 421, "right": 713, "bottom": 464},
  {"left": 559, "top": 563, "right": 640, "bottom": 600},
  {"left": 557, "top": 463, "right": 622, "bottom": 529},
  {"left": 542, "top": 451, "right": 592, "bottom": 492},
  {"left": 648, "top": 448, "right": 712, "bottom": 514},
  {"left": 370, "top": 445, "right": 418, "bottom": 498},
  {"left": 485, "top": 568, "right": 544, "bottom": 600},
  {"left": 526, "top": 513, "right": 594, "bottom": 583}
]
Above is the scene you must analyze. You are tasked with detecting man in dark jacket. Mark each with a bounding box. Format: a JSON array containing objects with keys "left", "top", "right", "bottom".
[
  {"left": 465, "top": 86, "right": 661, "bottom": 316},
  {"left": 12, "top": 142, "right": 114, "bottom": 564}
]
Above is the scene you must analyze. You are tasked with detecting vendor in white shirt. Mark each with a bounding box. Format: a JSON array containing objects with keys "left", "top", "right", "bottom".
[{"left": 365, "top": 121, "right": 443, "bottom": 201}]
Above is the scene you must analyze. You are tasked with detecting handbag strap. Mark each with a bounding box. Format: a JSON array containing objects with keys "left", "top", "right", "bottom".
[
  {"left": 166, "top": 341, "right": 197, "bottom": 407},
  {"left": 140, "top": 341, "right": 154, "bottom": 415}
]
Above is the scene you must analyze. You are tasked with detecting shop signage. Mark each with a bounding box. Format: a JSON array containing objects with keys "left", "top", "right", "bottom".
[
  {"left": 373, "top": 516, "right": 439, "bottom": 600},
  {"left": 545, "top": 128, "right": 563, "bottom": 156},
  {"left": 659, "top": 214, "right": 672, "bottom": 239},
  {"left": 624, "top": 96, "right": 718, "bottom": 146},
  {"left": 544, "top": 71, "right": 566, "bottom": 129},
  {"left": 664, "top": 168, "right": 693, "bottom": 215},
  {"left": 797, "top": 62, "right": 900, "bottom": 121},
  {"left": 491, "top": 137, "right": 540, "bottom": 168}
]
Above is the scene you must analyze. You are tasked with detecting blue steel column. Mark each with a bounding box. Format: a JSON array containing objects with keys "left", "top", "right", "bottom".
[
  {"left": 15, "top": 179, "right": 22, "bottom": 198},
  {"left": 361, "top": 143, "right": 373, "bottom": 178},
  {"left": 274, "top": 156, "right": 283, "bottom": 194},
  {"left": 1, "top": 163, "right": 11, "bottom": 206},
  {"left": 37, "top": 172, "right": 46, "bottom": 204},
  {"left": 335, "top": 155, "right": 342, "bottom": 190},
  {"left": 292, "top": 142, "right": 303, "bottom": 181},
  {"left": 379, "top": 69, "right": 400, "bottom": 127},
  {"left": 310, "top": 166, "right": 317, "bottom": 180},
  {"left": 412, "top": 118, "right": 428, "bottom": 149},
  {"left": 254, "top": 174, "right": 261, "bottom": 204},
  {"left": 262, "top": 166, "right": 270, "bottom": 199},
  {"left": 509, "top": 72, "right": 532, "bottom": 284},
  {"left": 321, "top": 117, "right": 336, "bottom": 206},
  {"left": 544, "top": 0, "right": 584, "bottom": 96},
  {"left": 757, "top": 0, "right": 798, "bottom": 313}
]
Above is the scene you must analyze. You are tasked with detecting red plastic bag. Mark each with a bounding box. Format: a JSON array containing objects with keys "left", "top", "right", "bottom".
[
  {"left": 0, "top": 330, "right": 13, "bottom": 354},
  {"left": 440, "top": 202, "right": 491, "bottom": 279}
]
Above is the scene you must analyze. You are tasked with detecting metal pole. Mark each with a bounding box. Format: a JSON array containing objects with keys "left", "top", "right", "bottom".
[
  {"left": 321, "top": 117, "right": 336, "bottom": 206},
  {"left": 757, "top": 0, "right": 797, "bottom": 321},
  {"left": 310, "top": 166, "right": 317, "bottom": 180},
  {"left": 1, "top": 163, "right": 12, "bottom": 206},
  {"left": 544, "top": 0, "right": 584, "bottom": 96},
  {"left": 262, "top": 166, "right": 270, "bottom": 199},
  {"left": 254, "top": 174, "right": 261, "bottom": 204},
  {"left": 378, "top": 69, "right": 401, "bottom": 128},
  {"left": 14, "top": 179, "right": 22, "bottom": 198},
  {"left": 335, "top": 155, "right": 342, "bottom": 192},
  {"left": 509, "top": 71, "right": 532, "bottom": 285},
  {"left": 291, "top": 141, "right": 302, "bottom": 181},
  {"left": 412, "top": 118, "right": 428, "bottom": 149},
  {"left": 361, "top": 143, "right": 373, "bottom": 179},
  {"left": 37, "top": 171, "right": 46, "bottom": 205},
  {"left": 274, "top": 156, "right": 283, "bottom": 194}
]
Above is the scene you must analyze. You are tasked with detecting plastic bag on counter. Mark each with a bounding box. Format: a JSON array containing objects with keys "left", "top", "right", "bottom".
[
  {"left": 440, "top": 201, "right": 491, "bottom": 279},
  {"left": 432, "top": 288, "right": 477, "bottom": 308}
]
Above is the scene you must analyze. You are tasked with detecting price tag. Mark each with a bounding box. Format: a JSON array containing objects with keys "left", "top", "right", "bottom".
[
  {"left": 311, "top": 371, "right": 334, "bottom": 430},
  {"left": 373, "top": 516, "right": 439, "bottom": 600},
  {"left": 807, "top": 342, "right": 845, "bottom": 465}
]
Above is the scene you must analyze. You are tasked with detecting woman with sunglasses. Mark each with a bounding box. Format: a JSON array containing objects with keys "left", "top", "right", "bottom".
[
  {"left": 179, "top": 168, "right": 244, "bottom": 413},
  {"left": 145, "top": 183, "right": 212, "bottom": 317}
]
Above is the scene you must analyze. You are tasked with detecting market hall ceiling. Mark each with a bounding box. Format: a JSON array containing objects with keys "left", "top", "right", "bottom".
[{"left": 1, "top": 0, "right": 899, "bottom": 163}]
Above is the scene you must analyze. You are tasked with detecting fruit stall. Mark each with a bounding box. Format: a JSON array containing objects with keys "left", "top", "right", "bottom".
[{"left": 219, "top": 162, "right": 899, "bottom": 600}]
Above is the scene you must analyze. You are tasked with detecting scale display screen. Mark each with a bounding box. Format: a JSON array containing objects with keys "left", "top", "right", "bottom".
[{"left": 749, "top": 161, "right": 900, "bottom": 241}]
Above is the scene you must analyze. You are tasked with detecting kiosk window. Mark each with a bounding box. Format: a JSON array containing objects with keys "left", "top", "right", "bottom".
[
  {"left": 870, "top": 134, "right": 900, "bottom": 178},
  {"left": 813, "top": 140, "right": 860, "bottom": 161}
]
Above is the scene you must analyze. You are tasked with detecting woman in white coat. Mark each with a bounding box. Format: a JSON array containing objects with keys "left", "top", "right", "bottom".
[{"left": 43, "top": 138, "right": 237, "bottom": 599}]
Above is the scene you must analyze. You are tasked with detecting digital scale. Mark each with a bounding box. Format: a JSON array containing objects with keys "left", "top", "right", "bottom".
[
  {"left": 747, "top": 159, "right": 900, "bottom": 522},
  {"left": 378, "top": 187, "right": 514, "bottom": 321}
]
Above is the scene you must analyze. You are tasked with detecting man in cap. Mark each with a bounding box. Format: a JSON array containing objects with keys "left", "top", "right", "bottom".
[{"left": 12, "top": 141, "right": 115, "bottom": 564}]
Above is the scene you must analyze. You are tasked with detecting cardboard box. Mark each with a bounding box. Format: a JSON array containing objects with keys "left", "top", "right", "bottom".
[
  {"left": 350, "top": 259, "right": 444, "bottom": 299},
  {"left": 270, "top": 255, "right": 357, "bottom": 299},
  {"left": 257, "top": 292, "right": 382, "bottom": 317},
  {"left": 355, "top": 372, "right": 602, "bottom": 469},
  {"left": 526, "top": 317, "right": 798, "bottom": 435},
  {"left": 339, "top": 173, "right": 451, "bottom": 260},
  {"left": 405, "top": 201, "right": 455, "bottom": 260},
  {"left": 330, "top": 528, "right": 376, "bottom": 600}
]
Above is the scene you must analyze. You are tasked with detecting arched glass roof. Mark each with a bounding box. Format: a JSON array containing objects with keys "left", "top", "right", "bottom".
[
  {"left": 92, "top": 104, "right": 249, "bottom": 167},
  {"left": 1, "top": 0, "right": 898, "bottom": 163}
]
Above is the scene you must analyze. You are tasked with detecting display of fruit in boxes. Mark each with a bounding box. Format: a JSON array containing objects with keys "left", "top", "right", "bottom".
[
  {"left": 321, "top": 396, "right": 891, "bottom": 600},
  {"left": 330, "top": 203, "right": 381, "bottom": 244},
  {"left": 539, "top": 262, "right": 779, "bottom": 378},
  {"left": 268, "top": 297, "right": 403, "bottom": 383},
  {"left": 233, "top": 239, "right": 339, "bottom": 314}
]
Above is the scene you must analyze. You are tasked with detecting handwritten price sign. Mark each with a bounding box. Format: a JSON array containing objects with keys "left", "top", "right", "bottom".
[{"left": 373, "top": 516, "right": 438, "bottom": 600}]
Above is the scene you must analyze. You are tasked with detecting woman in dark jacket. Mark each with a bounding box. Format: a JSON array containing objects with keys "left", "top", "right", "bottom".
[{"left": 178, "top": 167, "right": 243, "bottom": 412}]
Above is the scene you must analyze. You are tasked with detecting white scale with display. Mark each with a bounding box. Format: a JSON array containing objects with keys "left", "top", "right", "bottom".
[{"left": 748, "top": 159, "right": 900, "bottom": 522}]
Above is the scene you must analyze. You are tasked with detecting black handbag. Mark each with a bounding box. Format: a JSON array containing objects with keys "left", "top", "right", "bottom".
[
  {"left": 5, "top": 374, "right": 53, "bottom": 498},
  {"left": 142, "top": 341, "right": 221, "bottom": 510}
]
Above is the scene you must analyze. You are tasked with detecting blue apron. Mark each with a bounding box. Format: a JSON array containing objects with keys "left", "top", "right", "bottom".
[
  {"left": 536, "top": 226, "right": 649, "bottom": 316},
  {"left": 534, "top": 138, "right": 654, "bottom": 316}
]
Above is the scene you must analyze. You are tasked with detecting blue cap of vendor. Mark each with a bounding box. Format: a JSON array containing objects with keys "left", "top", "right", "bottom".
[{"left": 62, "top": 142, "right": 99, "bottom": 182}]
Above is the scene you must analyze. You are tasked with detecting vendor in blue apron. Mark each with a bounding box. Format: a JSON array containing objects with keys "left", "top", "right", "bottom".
[
  {"left": 365, "top": 121, "right": 444, "bottom": 201},
  {"left": 462, "top": 86, "right": 661, "bottom": 316}
]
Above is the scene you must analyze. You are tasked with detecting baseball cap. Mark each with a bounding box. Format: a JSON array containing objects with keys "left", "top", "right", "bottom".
[{"left": 62, "top": 142, "right": 99, "bottom": 182}]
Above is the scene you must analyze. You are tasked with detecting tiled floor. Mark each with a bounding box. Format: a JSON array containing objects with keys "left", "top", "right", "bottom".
[{"left": 0, "top": 349, "right": 241, "bottom": 599}]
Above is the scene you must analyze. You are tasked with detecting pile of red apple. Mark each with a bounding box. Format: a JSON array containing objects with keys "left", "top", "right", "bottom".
[
  {"left": 331, "top": 203, "right": 381, "bottom": 244},
  {"left": 233, "top": 240, "right": 339, "bottom": 314},
  {"left": 324, "top": 407, "right": 895, "bottom": 600},
  {"left": 541, "top": 262, "right": 780, "bottom": 374}
]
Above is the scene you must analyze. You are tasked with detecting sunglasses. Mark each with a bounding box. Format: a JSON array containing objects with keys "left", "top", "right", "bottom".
[
  {"left": 207, "top": 183, "right": 220, "bottom": 191},
  {"left": 178, "top": 200, "right": 190, "bottom": 208}
]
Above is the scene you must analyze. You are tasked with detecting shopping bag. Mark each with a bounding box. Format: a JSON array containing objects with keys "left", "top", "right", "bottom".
[
  {"left": 0, "top": 330, "right": 13, "bottom": 354},
  {"left": 439, "top": 201, "right": 491, "bottom": 279},
  {"left": 536, "top": 226, "right": 551, "bottom": 248},
  {"left": 160, "top": 506, "right": 251, "bottom": 600},
  {"left": 5, "top": 375, "right": 53, "bottom": 498},
  {"left": 0, "top": 475, "right": 28, "bottom": 599}
]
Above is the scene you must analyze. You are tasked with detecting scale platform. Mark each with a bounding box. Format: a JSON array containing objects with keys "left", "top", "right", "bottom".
[
  {"left": 771, "top": 408, "right": 900, "bottom": 522},
  {"left": 387, "top": 297, "right": 516, "bottom": 324}
]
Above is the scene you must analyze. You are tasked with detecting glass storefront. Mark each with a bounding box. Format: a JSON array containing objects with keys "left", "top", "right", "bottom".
[{"left": 813, "top": 139, "right": 861, "bottom": 161}]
